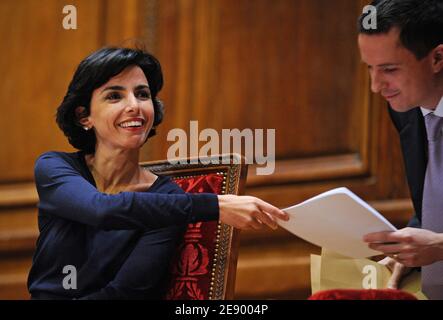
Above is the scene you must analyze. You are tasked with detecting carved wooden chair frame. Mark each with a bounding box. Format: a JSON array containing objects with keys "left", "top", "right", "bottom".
[{"left": 140, "top": 153, "right": 247, "bottom": 299}]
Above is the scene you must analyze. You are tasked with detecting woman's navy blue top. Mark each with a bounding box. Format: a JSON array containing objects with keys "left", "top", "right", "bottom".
[{"left": 27, "top": 151, "right": 219, "bottom": 299}]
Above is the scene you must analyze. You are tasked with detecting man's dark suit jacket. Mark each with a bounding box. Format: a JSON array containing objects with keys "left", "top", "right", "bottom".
[{"left": 388, "top": 105, "right": 428, "bottom": 228}]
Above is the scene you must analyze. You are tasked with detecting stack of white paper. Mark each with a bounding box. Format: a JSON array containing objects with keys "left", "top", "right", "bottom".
[{"left": 278, "top": 187, "right": 397, "bottom": 258}]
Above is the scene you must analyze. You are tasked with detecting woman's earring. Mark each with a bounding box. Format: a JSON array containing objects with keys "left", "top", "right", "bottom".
[{"left": 83, "top": 126, "right": 90, "bottom": 131}]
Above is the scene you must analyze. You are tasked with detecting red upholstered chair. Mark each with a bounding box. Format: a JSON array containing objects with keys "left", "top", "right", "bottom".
[
  {"left": 308, "top": 289, "right": 417, "bottom": 300},
  {"left": 140, "top": 154, "right": 247, "bottom": 300}
]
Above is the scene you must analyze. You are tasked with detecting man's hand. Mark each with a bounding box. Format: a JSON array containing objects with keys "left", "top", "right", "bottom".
[
  {"left": 364, "top": 227, "right": 443, "bottom": 267},
  {"left": 218, "top": 195, "right": 289, "bottom": 230},
  {"left": 378, "top": 256, "right": 413, "bottom": 289}
]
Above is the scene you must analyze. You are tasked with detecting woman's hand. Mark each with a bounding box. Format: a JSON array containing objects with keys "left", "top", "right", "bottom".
[
  {"left": 217, "top": 195, "right": 289, "bottom": 230},
  {"left": 377, "top": 256, "right": 413, "bottom": 289}
]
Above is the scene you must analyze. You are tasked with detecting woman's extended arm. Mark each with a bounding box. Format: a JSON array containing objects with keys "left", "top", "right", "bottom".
[
  {"left": 36, "top": 152, "right": 288, "bottom": 231},
  {"left": 35, "top": 152, "right": 218, "bottom": 230}
]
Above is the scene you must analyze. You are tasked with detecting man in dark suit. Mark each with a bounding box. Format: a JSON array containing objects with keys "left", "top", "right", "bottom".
[{"left": 357, "top": 0, "right": 443, "bottom": 299}]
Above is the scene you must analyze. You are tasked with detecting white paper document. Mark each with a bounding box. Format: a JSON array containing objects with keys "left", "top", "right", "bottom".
[{"left": 278, "top": 187, "right": 397, "bottom": 258}]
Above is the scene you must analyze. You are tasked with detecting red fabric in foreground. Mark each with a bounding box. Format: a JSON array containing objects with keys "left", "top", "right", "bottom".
[
  {"left": 308, "top": 289, "right": 417, "bottom": 300},
  {"left": 165, "top": 173, "right": 224, "bottom": 300}
]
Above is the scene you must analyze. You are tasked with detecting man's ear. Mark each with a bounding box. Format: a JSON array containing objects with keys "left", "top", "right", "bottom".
[
  {"left": 432, "top": 44, "right": 443, "bottom": 73},
  {"left": 75, "top": 106, "right": 91, "bottom": 127}
]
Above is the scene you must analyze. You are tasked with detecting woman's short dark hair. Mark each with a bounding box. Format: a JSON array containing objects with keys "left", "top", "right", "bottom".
[
  {"left": 358, "top": 0, "right": 443, "bottom": 60},
  {"left": 56, "top": 47, "right": 164, "bottom": 154}
]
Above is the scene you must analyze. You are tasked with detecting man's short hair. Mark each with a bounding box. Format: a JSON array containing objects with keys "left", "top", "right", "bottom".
[{"left": 358, "top": 0, "right": 443, "bottom": 60}]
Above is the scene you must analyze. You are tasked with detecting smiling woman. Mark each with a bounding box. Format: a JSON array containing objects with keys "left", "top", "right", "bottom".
[{"left": 28, "top": 47, "right": 289, "bottom": 299}]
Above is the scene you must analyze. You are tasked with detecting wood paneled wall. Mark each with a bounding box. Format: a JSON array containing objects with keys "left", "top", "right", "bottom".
[
  {"left": 0, "top": 0, "right": 412, "bottom": 299},
  {"left": 0, "top": 0, "right": 148, "bottom": 299}
]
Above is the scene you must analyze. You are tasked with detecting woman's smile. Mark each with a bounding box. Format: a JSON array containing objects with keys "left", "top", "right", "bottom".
[{"left": 117, "top": 117, "right": 147, "bottom": 132}]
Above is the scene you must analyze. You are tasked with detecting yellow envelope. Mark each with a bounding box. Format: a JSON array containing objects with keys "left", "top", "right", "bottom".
[
  {"left": 310, "top": 248, "right": 427, "bottom": 299},
  {"left": 310, "top": 254, "right": 321, "bottom": 294}
]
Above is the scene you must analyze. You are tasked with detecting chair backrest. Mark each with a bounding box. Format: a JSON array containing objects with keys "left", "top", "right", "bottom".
[{"left": 140, "top": 154, "right": 247, "bottom": 300}]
